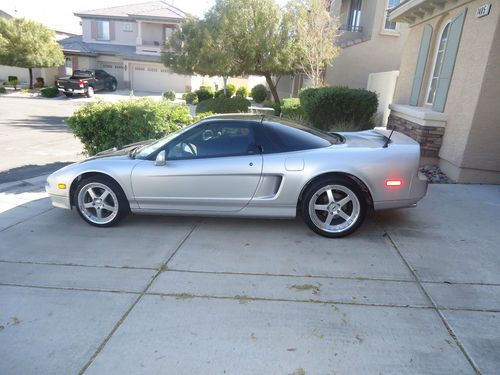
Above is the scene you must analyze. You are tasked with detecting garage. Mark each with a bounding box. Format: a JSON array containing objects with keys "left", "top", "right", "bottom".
[
  {"left": 130, "top": 63, "right": 189, "bottom": 93},
  {"left": 97, "top": 61, "right": 125, "bottom": 86}
]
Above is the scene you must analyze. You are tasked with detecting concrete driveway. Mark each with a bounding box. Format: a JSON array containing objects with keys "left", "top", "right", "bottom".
[{"left": 0, "top": 176, "right": 499, "bottom": 374}]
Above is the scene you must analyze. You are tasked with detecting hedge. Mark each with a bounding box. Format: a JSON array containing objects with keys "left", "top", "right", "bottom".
[
  {"left": 67, "top": 99, "right": 194, "bottom": 156},
  {"left": 280, "top": 98, "right": 304, "bottom": 121},
  {"left": 215, "top": 83, "right": 236, "bottom": 98},
  {"left": 235, "top": 86, "right": 249, "bottom": 98},
  {"left": 262, "top": 100, "right": 281, "bottom": 116},
  {"left": 183, "top": 91, "right": 198, "bottom": 105},
  {"left": 299, "top": 87, "right": 378, "bottom": 131},
  {"left": 40, "top": 85, "right": 59, "bottom": 98},
  {"left": 196, "top": 96, "right": 251, "bottom": 114},
  {"left": 163, "top": 90, "right": 176, "bottom": 100}
]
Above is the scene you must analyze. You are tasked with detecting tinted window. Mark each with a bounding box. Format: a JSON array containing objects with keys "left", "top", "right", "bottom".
[
  {"left": 259, "top": 120, "right": 337, "bottom": 153},
  {"left": 167, "top": 121, "right": 259, "bottom": 159}
]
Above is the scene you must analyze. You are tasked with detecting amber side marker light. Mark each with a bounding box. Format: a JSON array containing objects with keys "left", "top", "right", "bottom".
[
  {"left": 386, "top": 179, "right": 403, "bottom": 187},
  {"left": 58, "top": 184, "right": 67, "bottom": 189}
]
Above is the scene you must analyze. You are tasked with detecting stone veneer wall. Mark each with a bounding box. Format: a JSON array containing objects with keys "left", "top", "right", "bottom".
[{"left": 387, "top": 113, "right": 445, "bottom": 157}]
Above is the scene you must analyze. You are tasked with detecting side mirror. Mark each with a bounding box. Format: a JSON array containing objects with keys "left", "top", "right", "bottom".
[{"left": 155, "top": 150, "right": 166, "bottom": 166}]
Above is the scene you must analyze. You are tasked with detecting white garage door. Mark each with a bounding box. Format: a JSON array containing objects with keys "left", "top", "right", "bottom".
[
  {"left": 97, "top": 62, "right": 124, "bottom": 85},
  {"left": 131, "top": 64, "right": 188, "bottom": 93}
]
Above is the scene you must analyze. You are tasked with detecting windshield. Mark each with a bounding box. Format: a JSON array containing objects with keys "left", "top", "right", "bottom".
[{"left": 135, "top": 125, "right": 192, "bottom": 159}]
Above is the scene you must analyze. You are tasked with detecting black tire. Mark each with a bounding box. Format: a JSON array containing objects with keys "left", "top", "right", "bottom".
[
  {"left": 108, "top": 80, "right": 117, "bottom": 91},
  {"left": 301, "top": 176, "right": 367, "bottom": 238},
  {"left": 74, "top": 176, "right": 129, "bottom": 227},
  {"left": 86, "top": 86, "right": 95, "bottom": 98},
  {"left": 64, "top": 92, "right": 73, "bottom": 97}
]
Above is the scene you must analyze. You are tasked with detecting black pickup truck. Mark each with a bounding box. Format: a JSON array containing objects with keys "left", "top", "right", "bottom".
[{"left": 56, "top": 69, "right": 117, "bottom": 97}]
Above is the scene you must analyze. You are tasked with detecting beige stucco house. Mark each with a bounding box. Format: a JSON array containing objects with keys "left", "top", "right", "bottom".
[
  {"left": 59, "top": 1, "right": 202, "bottom": 93},
  {"left": 277, "top": 0, "right": 409, "bottom": 125},
  {"left": 387, "top": 0, "right": 499, "bottom": 183}
]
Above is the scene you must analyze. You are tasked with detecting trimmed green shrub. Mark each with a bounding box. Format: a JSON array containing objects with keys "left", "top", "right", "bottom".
[
  {"left": 251, "top": 84, "right": 268, "bottom": 103},
  {"left": 281, "top": 98, "right": 304, "bottom": 121},
  {"left": 196, "top": 96, "right": 251, "bottom": 114},
  {"left": 195, "top": 85, "right": 214, "bottom": 101},
  {"left": 67, "top": 99, "right": 194, "bottom": 156},
  {"left": 183, "top": 92, "right": 198, "bottom": 105},
  {"left": 214, "top": 83, "right": 237, "bottom": 98},
  {"left": 299, "top": 87, "right": 378, "bottom": 131},
  {"left": 236, "top": 86, "right": 249, "bottom": 98},
  {"left": 0, "top": 86, "right": 6, "bottom": 94},
  {"left": 40, "top": 85, "right": 58, "bottom": 98},
  {"left": 163, "top": 90, "right": 176, "bottom": 100},
  {"left": 262, "top": 100, "right": 281, "bottom": 116}
]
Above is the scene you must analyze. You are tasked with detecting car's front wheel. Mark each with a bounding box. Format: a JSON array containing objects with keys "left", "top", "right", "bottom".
[
  {"left": 74, "top": 176, "right": 129, "bottom": 227},
  {"left": 301, "top": 177, "right": 366, "bottom": 238},
  {"left": 108, "top": 80, "right": 117, "bottom": 91}
]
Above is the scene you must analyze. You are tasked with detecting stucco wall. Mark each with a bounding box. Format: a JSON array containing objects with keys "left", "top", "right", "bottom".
[
  {"left": 141, "top": 22, "right": 163, "bottom": 45},
  {"left": 326, "top": 0, "right": 409, "bottom": 88},
  {"left": 461, "top": 12, "right": 500, "bottom": 173},
  {"left": 393, "top": 0, "right": 499, "bottom": 175},
  {"left": 82, "top": 18, "right": 137, "bottom": 46}
]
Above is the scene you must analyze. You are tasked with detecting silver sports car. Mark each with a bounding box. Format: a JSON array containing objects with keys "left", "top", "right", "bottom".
[{"left": 46, "top": 114, "right": 427, "bottom": 237}]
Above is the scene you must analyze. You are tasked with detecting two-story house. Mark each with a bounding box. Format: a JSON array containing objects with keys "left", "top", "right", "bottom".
[
  {"left": 277, "top": 0, "right": 409, "bottom": 125},
  {"left": 387, "top": 0, "right": 499, "bottom": 183},
  {"left": 58, "top": 1, "right": 201, "bottom": 93}
]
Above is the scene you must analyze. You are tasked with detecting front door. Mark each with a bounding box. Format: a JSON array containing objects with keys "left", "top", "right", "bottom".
[{"left": 131, "top": 121, "right": 263, "bottom": 212}]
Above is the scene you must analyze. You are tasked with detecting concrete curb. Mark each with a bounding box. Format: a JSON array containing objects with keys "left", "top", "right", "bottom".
[{"left": 0, "top": 174, "right": 49, "bottom": 193}]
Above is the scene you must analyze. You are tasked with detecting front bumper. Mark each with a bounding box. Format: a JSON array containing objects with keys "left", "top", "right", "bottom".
[{"left": 45, "top": 180, "right": 71, "bottom": 210}]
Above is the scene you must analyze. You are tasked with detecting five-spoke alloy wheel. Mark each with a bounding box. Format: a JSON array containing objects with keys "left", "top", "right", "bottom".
[
  {"left": 302, "top": 177, "right": 366, "bottom": 238},
  {"left": 75, "top": 177, "right": 129, "bottom": 227}
]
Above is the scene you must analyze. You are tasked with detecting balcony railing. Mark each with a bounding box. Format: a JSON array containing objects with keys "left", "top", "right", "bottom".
[{"left": 339, "top": 24, "right": 363, "bottom": 32}]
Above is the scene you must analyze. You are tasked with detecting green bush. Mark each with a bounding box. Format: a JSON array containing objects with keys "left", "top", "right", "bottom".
[
  {"left": 214, "top": 83, "right": 237, "bottom": 98},
  {"left": 196, "top": 96, "right": 251, "bottom": 114},
  {"left": 163, "top": 90, "right": 176, "bottom": 100},
  {"left": 67, "top": 99, "right": 194, "bottom": 156},
  {"left": 281, "top": 98, "right": 304, "bottom": 121},
  {"left": 183, "top": 92, "right": 198, "bottom": 105},
  {"left": 299, "top": 87, "right": 378, "bottom": 131},
  {"left": 251, "top": 84, "right": 268, "bottom": 103},
  {"left": 235, "top": 86, "right": 249, "bottom": 98},
  {"left": 262, "top": 100, "right": 281, "bottom": 116},
  {"left": 8, "top": 78, "right": 19, "bottom": 90},
  {"left": 195, "top": 85, "right": 214, "bottom": 102},
  {"left": 40, "top": 85, "right": 58, "bottom": 98},
  {"left": 0, "top": 86, "right": 6, "bottom": 94}
]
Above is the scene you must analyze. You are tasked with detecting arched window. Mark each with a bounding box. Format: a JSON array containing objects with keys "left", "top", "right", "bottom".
[{"left": 426, "top": 21, "right": 451, "bottom": 105}]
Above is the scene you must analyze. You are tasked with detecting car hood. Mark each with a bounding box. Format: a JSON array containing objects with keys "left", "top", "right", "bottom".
[{"left": 84, "top": 140, "right": 153, "bottom": 161}]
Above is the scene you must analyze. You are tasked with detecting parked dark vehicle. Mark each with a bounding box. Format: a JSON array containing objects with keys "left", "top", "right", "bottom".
[{"left": 56, "top": 70, "right": 117, "bottom": 97}]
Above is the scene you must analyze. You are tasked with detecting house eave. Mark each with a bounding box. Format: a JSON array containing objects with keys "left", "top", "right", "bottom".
[
  {"left": 389, "top": 0, "right": 473, "bottom": 25},
  {"left": 75, "top": 14, "right": 183, "bottom": 24}
]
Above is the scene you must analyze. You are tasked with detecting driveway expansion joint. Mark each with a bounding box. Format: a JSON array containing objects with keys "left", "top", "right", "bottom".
[
  {"left": 77, "top": 220, "right": 200, "bottom": 375},
  {"left": 383, "top": 231, "right": 481, "bottom": 374}
]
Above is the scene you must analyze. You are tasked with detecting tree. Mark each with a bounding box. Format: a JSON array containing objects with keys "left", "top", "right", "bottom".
[
  {"left": 0, "top": 18, "right": 64, "bottom": 89},
  {"left": 288, "top": 0, "right": 341, "bottom": 87},
  {"left": 163, "top": 0, "right": 297, "bottom": 104},
  {"left": 162, "top": 16, "right": 239, "bottom": 95}
]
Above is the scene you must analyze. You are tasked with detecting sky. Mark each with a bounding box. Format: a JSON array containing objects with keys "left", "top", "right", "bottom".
[{"left": 0, "top": 0, "right": 288, "bottom": 34}]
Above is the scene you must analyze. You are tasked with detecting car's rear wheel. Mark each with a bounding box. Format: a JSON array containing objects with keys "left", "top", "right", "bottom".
[
  {"left": 301, "top": 177, "right": 366, "bottom": 238},
  {"left": 64, "top": 92, "right": 73, "bottom": 97},
  {"left": 75, "top": 176, "right": 129, "bottom": 227},
  {"left": 86, "top": 86, "right": 94, "bottom": 97}
]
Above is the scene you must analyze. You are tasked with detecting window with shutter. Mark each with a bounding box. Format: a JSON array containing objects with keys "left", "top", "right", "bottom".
[
  {"left": 432, "top": 10, "right": 467, "bottom": 112},
  {"left": 409, "top": 25, "right": 433, "bottom": 106}
]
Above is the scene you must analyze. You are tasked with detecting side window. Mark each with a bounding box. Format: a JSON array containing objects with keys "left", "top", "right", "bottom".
[
  {"left": 260, "top": 121, "right": 332, "bottom": 153},
  {"left": 167, "top": 122, "right": 259, "bottom": 160}
]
